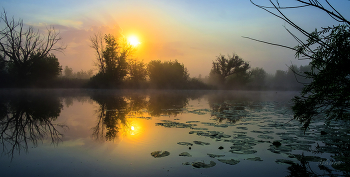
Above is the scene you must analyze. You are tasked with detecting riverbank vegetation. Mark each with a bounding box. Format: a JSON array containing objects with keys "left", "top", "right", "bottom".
[{"left": 0, "top": 10, "right": 311, "bottom": 90}]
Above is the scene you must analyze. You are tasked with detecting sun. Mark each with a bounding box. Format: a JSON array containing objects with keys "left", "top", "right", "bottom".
[{"left": 127, "top": 36, "right": 141, "bottom": 47}]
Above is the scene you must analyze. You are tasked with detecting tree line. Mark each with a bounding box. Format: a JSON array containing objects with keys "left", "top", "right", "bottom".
[{"left": 0, "top": 10, "right": 310, "bottom": 90}]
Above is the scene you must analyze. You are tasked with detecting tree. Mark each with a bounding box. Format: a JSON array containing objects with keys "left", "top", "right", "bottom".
[
  {"left": 64, "top": 66, "right": 73, "bottom": 78},
  {"left": 209, "top": 54, "right": 250, "bottom": 87},
  {"left": 127, "top": 59, "right": 147, "bottom": 83},
  {"left": 0, "top": 10, "right": 64, "bottom": 86},
  {"left": 147, "top": 60, "right": 189, "bottom": 89},
  {"left": 90, "top": 32, "right": 105, "bottom": 74},
  {"left": 89, "top": 34, "right": 133, "bottom": 87},
  {"left": 28, "top": 53, "right": 62, "bottom": 83},
  {"left": 248, "top": 1, "right": 350, "bottom": 129},
  {"left": 248, "top": 67, "right": 267, "bottom": 89}
]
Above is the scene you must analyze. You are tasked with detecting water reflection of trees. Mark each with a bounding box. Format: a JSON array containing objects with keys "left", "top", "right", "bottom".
[
  {"left": 0, "top": 92, "right": 64, "bottom": 158},
  {"left": 207, "top": 92, "right": 253, "bottom": 123},
  {"left": 147, "top": 91, "right": 206, "bottom": 117},
  {"left": 91, "top": 92, "right": 151, "bottom": 141},
  {"left": 147, "top": 92, "right": 189, "bottom": 117},
  {"left": 90, "top": 91, "right": 205, "bottom": 141},
  {"left": 91, "top": 93, "right": 129, "bottom": 141}
]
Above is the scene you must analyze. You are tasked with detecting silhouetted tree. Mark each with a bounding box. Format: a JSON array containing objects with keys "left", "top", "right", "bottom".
[
  {"left": 26, "top": 53, "right": 62, "bottom": 83},
  {"left": 273, "top": 70, "right": 287, "bottom": 89},
  {"left": 0, "top": 54, "right": 9, "bottom": 86},
  {"left": 89, "top": 34, "right": 133, "bottom": 88},
  {"left": 209, "top": 54, "right": 250, "bottom": 88},
  {"left": 63, "top": 66, "right": 93, "bottom": 79},
  {"left": 90, "top": 32, "right": 105, "bottom": 74},
  {"left": 0, "top": 10, "right": 64, "bottom": 86},
  {"left": 148, "top": 60, "right": 189, "bottom": 89},
  {"left": 248, "top": 1, "right": 350, "bottom": 128},
  {"left": 126, "top": 59, "right": 147, "bottom": 87},
  {"left": 76, "top": 69, "right": 93, "bottom": 79},
  {"left": 248, "top": 67, "right": 267, "bottom": 89},
  {"left": 64, "top": 66, "right": 73, "bottom": 78}
]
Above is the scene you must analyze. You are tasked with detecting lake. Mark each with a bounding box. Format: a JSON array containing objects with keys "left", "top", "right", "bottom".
[{"left": 0, "top": 89, "right": 349, "bottom": 177}]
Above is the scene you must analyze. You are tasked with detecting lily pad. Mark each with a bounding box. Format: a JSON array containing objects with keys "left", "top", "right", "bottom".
[
  {"left": 218, "top": 159, "right": 240, "bottom": 165},
  {"left": 214, "top": 124, "right": 229, "bottom": 128},
  {"left": 237, "top": 127, "right": 248, "bottom": 130},
  {"left": 230, "top": 145, "right": 254, "bottom": 151},
  {"left": 233, "top": 131, "right": 247, "bottom": 134},
  {"left": 193, "top": 141, "right": 210, "bottom": 145},
  {"left": 186, "top": 121, "right": 200, "bottom": 123},
  {"left": 251, "top": 130, "right": 274, "bottom": 134},
  {"left": 191, "top": 127, "right": 208, "bottom": 130},
  {"left": 156, "top": 120, "right": 195, "bottom": 128},
  {"left": 192, "top": 161, "right": 216, "bottom": 168},
  {"left": 229, "top": 149, "right": 257, "bottom": 154},
  {"left": 246, "top": 157, "right": 263, "bottom": 161},
  {"left": 151, "top": 151, "right": 170, "bottom": 158},
  {"left": 201, "top": 122, "right": 216, "bottom": 126},
  {"left": 179, "top": 152, "right": 192, "bottom": 157},
  {"left": 207, "top": 153, "right": 225, "bottom": 158},
  {"left": 177, "top": 142, "right": 193, "bottom": 146},
  {"left": 257, "top": 135, "right": 274, "bottom": 139}
]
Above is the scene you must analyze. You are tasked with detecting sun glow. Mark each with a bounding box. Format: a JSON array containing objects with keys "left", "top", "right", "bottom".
[{"left": 127, "top": 36, "right": 141, "bottom": 47}]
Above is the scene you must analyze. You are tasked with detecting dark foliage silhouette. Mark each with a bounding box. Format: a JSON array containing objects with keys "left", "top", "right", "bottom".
[
  {"left": 248, "top": 0, "right": 350, "bottom": 128},
  {"left": 148, "top": 60, "right": 189, "bottom": 89},
  {"left": 0, "top": 10, "right": 64, "bottom": 87},
  {"left": 89, "top": 34, "right": 133, "bottom": 88},
  {"left": 124, "top": 59, "right": 148, "bottom": 88},
  {"left": 209, "top": 54, "right": 250, "bottom": 88}
]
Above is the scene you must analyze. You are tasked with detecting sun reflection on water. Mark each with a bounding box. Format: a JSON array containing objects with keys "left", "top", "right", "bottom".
[{"left": 118, "top": 112, "right": 151, "bottom": 140}]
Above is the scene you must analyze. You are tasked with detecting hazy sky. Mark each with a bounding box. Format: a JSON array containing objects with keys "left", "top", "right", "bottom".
[{"left": 2, "top": 0, "right": 349, "bottom": 77}]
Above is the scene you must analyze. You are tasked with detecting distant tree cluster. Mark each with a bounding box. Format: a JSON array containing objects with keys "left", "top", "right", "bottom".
[
  {"left": 208, "top": 54, "right": 250, "bottom": 89},
  {"left": 62, "top": 66, "right": 94, "bottom": 79},
  {"left": 148, "top": 60, "right": 189, "bottom": 89},
  {"left": 204, "top": 53, "right": 311, "bottom": 90}
]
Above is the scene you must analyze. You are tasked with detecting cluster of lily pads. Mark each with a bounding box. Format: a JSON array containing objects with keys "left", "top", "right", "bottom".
[{"left": 152, "top": 100, "right": 350, "bottom": 173}]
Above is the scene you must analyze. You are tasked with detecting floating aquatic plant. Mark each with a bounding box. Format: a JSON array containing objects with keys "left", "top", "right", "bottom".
[
  {"left": 150, "top": 151, "right": 170, "bottom": 158},
  {"left": 218, "top": 159, "right": 240, "bottom": 165},
  {"left": 179, "top": 152, "right": 192, "bottom": 157},
  {"left": 207, "top": 153, "right": 225, "bottom": 158},
  {"left": 192, "top": 161, "right": 216, "bottom": 168}
]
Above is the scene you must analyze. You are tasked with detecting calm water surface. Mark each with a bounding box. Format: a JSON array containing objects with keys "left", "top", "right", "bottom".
[{"left": 0, "top": 89, "right": 349, "bottom": 177}]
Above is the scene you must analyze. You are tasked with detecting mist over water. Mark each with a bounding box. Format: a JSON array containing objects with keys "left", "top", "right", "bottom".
[{"left": 0, "top": 89, "right": 348, "bottom": 176}]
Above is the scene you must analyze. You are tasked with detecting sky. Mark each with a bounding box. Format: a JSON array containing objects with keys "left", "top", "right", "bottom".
[{"left": 1, "top": 0, "right": 349, "bottom": 77}]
